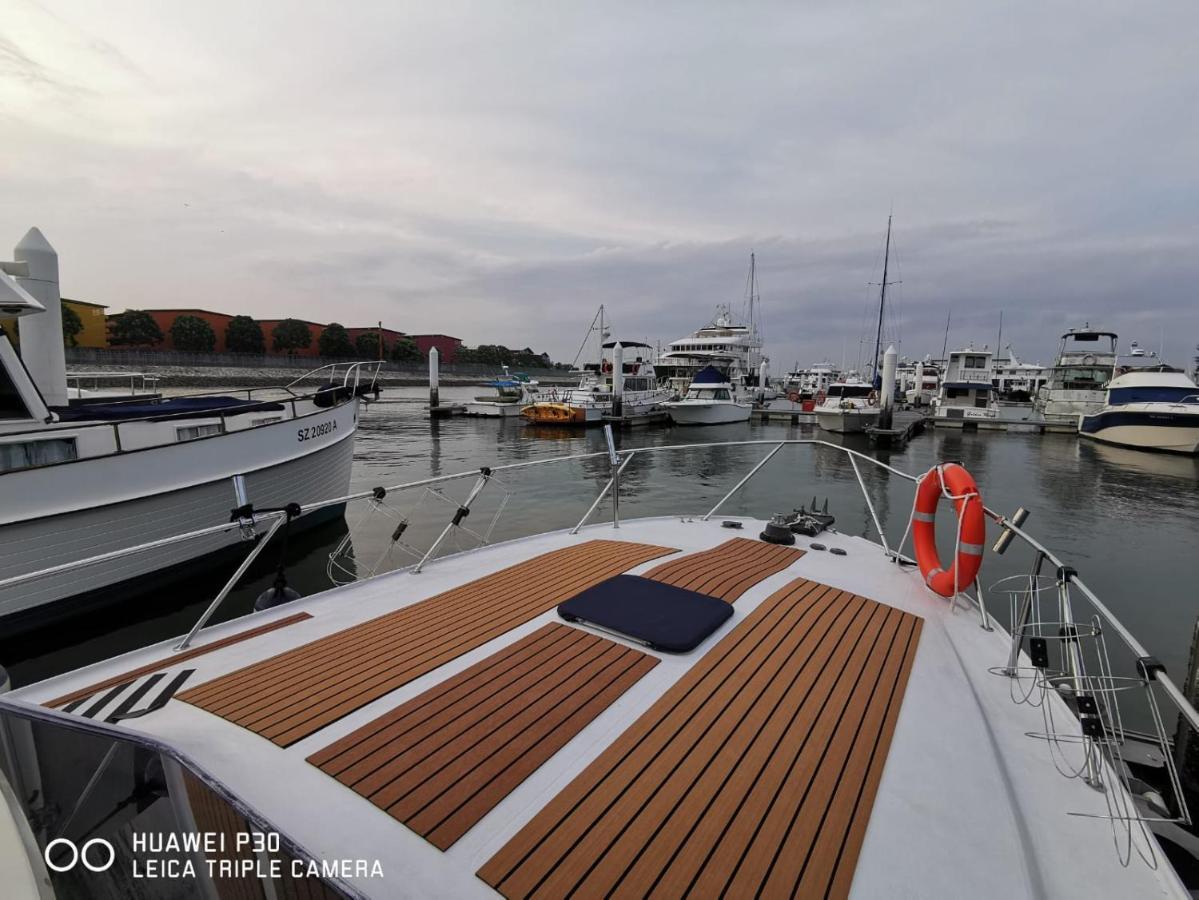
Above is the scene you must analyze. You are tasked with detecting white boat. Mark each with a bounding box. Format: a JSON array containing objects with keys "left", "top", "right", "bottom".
[
  {"left": 0, "top": 228, "right": 378, "bottom": 628},
  {"left": 464, "top": 368, "right": 540, "bottom": 417},
  {"left": 657, "top": 254, "right": 768, "bottom": 400},
  {"left": 991, "top": 347, "right": 1046, "bottom": 402},
  {"left": 522, "top": 341, "right": 670, "bottom": 425},
  {"left": 1035, "top": 326, "right": 1119, "bottom": 424},
  {"left": 813, "top": 376, "right": 880, "bottom": 433},
  {"left": 900, "top": 358, "right": 940, "bottom": 407},
  {"left": 932, "top": 347, "right": 1002, "bottom": 428},
  {"left": 662, "top": 365, "right": 753, "bottom": 425},
  {"left": 1, "top": 439, "right": 1196, "bottom": 899},
  {"left": 1079, "top": 366, "right": 1199, "bottom": 454}
]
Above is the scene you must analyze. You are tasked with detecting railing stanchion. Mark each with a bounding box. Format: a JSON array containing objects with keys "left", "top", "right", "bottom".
[
  {"left": 175, "top": 515, "right": 288, "bottom": 651},
  {"left": 1005, "top": 550, "right": 1044, "bottom": 675},
  {"left": 702, "top": 441, "right": 784, "bottom": 521},
  {"left": 603, "top": 425, "right": 620, "bottom": 529},
  {"left": 414, "top": 470, "right": 491, "bottom": 573},
  {"left": 848, "top": 453, "right": 890, "bottom": 555},
  {"left": 572, "top": 452, "right": 635, "bottom": 535}
]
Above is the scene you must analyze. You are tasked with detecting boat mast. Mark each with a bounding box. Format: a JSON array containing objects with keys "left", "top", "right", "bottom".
[
  {"left": 870, "top": 216, "right": 897, "bottom": 387},
  {"left": 941, "top": 310, "right": 952, "bottom": 363}
]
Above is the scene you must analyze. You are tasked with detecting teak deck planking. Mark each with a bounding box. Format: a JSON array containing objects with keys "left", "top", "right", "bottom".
[
  {"left": 178, "top": 540, "right": 676, "bottom": 746},
  {"left": 44, "top": 612, "right": 312, "bottom": 709},
  {"left": 641, "top": 536, "right": 804, "bottom": 602},
  {"left": 308, "top": 623, "right": 658, "bottom": 850},
  {"left": 478, "top": 577, "right": 922, "bottom": 900}
]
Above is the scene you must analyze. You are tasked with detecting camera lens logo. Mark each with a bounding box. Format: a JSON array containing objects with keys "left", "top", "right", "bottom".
[{"left": 44, "top": 838, "right": 115, "bottom": 873}]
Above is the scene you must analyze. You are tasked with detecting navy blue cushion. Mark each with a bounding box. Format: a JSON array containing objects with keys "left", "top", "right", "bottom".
[{"left": 558, "top": 574, "right": 733, "bottom": 653}]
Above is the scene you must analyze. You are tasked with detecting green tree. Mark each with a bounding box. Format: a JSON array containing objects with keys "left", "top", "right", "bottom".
[
  {"left": 391, "top": 337, "right": 423, "bottom": 363},
  {"left": 170, "top": 314, "right": 216, "bottom": 352},
  {"left": 271, "top": 318, "right": 313, "bottom": 354},
  {"left": 225, "top": 315, "right": 265, "bottom": 354},
  {"left": 61, "top": 301, "right": 83, "bottom": 347},
  {"left": 318, "top": 322, "right": 355, "bottom": 357},
  {"left": 355, "top": 332, "right": 383, "bottom": 359},
  {"left": 109, "top": 310, "right": 163, "bottom": 347}
]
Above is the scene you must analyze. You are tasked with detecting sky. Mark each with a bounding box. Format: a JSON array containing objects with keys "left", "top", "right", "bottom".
[{"left": 1, "top": 1, "right": 1197, "bottom": 371}]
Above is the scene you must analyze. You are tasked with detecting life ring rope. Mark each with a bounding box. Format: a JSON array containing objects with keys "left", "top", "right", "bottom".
[{"left": 899, "top": 463, "right": 985, "bottom": 598}]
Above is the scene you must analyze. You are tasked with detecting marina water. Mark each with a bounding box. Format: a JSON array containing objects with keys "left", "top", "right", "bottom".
[{"left": 5, "top": 385, "right": 1198, "bottom": 711}]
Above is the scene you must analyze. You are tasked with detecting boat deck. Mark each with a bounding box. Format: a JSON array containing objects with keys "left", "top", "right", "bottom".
[{"left": 8, "top": 518, "right": 1187, "bottom": 899}]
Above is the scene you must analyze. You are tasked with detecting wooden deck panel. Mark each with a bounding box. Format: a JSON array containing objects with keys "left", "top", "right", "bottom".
[
  {"left": 478, "top": 578, "right": 922, "bottom": 900},
  {"left": 44, "top": 612, "right": 312, "bottom": 708},
  {"left": 178, "top": 541, "right": 675, "bottom": 747},
  {"left": 183, "top": 771, "right": 267, "bottom": 900},
  {"left": 641, "top": 536, "right": 803, "bottom": 601},
  {"left": 308, "top": 623, "right": 658, "bottom": 850}
]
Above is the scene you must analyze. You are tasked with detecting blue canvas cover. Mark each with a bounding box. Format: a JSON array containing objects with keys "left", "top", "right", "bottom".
[
  {"left": 558, "top": 574, "right": 733, "bottom": 653},
  {"left": 691, "top": 365, "right": 728, "bottom": 385},
  {"left": 54, "top": 396, "right": 286, "bottom": 421}
]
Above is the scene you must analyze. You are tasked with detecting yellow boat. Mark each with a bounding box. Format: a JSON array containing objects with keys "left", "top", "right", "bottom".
[{"left": 520, "top": 402, "right": 593, "bottom": 425}]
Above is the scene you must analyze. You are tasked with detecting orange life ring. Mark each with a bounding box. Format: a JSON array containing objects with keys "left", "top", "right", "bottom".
[
  {"left": 601, "top": 360, "right": 612, "bottom": 373},
  {"left": 867, "top": 390, "right": 879, "bottom": 406},
  {"left": 912, "top": 463, "right": 985, "bottom": 598},
  {"left": 787, "top": 390, "right": 801, "bottom": 403}
]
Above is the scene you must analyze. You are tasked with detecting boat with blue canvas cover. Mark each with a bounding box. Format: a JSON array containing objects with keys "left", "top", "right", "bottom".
[
  {"left": 1079, "top": 366, "right": 1199, "bottom": 454},
  {"left": 661, "top": 365, "right": 753, "bottom": 425},
  {"left": 464, "top": 367, "right": 540, "bottom": 417}
]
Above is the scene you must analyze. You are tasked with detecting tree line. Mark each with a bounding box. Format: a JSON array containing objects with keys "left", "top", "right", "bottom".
[{"left": 98, "top": 310, "right": 561, "bottom": 366}]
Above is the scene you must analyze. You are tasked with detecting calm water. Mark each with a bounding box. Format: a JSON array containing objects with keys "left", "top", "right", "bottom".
[{"left": 5, "top": 386, "right": 1199, "bottom": 697}]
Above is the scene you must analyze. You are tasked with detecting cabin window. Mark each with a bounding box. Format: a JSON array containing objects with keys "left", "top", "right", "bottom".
[
  {"left": 252, "top": 416, "right": 283, "bottom": 426},
  {"left": 945, "top": 387, "right": 964, "bottom": 399},
  {"left": 0, "top": 437, "right": 78, "bottom": 472},
  {"left": 963, "top": 356, "right": 986, "bottom": 369},
  {"left": 176, "top": 423, "right": 223, "bottom": 442},
  {"left": 974, "top": 393, "right": 989, "bottom": 408},
  {"left": 0, "top": 360, "right": 31, "bottom": 419}
]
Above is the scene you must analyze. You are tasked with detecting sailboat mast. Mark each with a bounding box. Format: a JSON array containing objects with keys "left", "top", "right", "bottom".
[
  {"left": 749, "top": 251, "right": 756, "bottom": 341},
  {"left": 871, "top": 216, "right": 892, "bottom": 386},
  {"left": 996, "top": 310, "right": 1004, "bottom": 357},
  {"left": 941, "top": 310, "right": 951, "bottom": 362}
]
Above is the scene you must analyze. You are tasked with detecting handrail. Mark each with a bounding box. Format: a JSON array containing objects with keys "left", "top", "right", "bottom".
[{"left": 4, "top": 437, "right": 1194, "bottom": 738}]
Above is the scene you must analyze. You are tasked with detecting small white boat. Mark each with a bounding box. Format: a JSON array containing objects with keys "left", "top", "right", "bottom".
[
  {"left": 813, "top": 376, "right": 880, "bottom": 433},
  {"left": 464, "top": 368, "right": 539, "bottom": 417},
  {"left": 1079, "top": 366, "right": 1199, "bottom": 454},
  {"left": 662, "top": 365, "right": 753, "bottom": 425},
  {"left": 522, "top": 341, "right": 670, "bottom": 425}
]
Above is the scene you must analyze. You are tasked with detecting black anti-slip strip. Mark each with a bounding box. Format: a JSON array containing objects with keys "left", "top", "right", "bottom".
[
  {"left": 109, "top": 669, "right": 194, "bottom": 722},
  {"left": 80, "top": 681, "right": 135, "bottom": 719},
  {"left": 104, "top": 673, "right": 166, "bottom": 724},
  {"left": 61, "top": 696, "right": 90, "bottom": 714}
]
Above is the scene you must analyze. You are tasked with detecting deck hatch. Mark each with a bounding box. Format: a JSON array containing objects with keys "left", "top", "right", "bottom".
[
  {"left": 478, "top": 577, "right": 922, "bottom": 900},
  {"left": 308, "top": 622, "right": 658, "bottom": 850},
  {"left": 177, "top": 540, "right": 677, "bottom": 747}
]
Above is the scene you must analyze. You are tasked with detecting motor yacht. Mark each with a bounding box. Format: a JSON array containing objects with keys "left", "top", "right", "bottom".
[
  {"left": 1079, "top": 365, "right": 1199, "bottom": 454},
  {"left": 931, "top": 347, "right": 1001, "bottom": 428},
  {"left": 813, "top": 376, "right": 880, "bottom": 433},
  {"left": 1, "top": 437, "right": 1195, "bottom": 899},
  {"left": 661, "top": 365, "right": 753, "bottom": 425},
  {"left": 1034, "top": 327, "right": 1119, "bottom": 424},
  {"left": 0, "top": 228, "right": 379, "bottom": 629}
]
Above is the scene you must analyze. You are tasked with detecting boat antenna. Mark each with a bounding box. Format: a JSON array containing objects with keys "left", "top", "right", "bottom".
[
  {"left": 996, "top": 310, "right": 1003, "bottom": 361},
  {"left": 941, "top": 309, "right": 952, "bottom": 362},
  {"left": 868, "top": 215, "right": 900, "bottom": 388}
]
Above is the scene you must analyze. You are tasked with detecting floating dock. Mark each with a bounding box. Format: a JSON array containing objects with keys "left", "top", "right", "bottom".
[
  {"left": 865, "top": 410, "right": 928, "bottom": 446},
  {"left": 427, "top": 404, "right": 467, "bottom": 418},
  {"left": 602, "top": 410, "right": 672, "bottom": 428}
]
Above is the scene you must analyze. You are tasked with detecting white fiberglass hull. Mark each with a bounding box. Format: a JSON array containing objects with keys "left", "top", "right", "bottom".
[
  {"left": 814, "top": 407, "right": 879, "bottom": 433},
  {"left": 1079, "top": 408, "right": 1199, "bottom": 455},
  {"left": 663, "top": 401, "right": 753, "bottom": 425},
  {"left": 0, "top": 401, "right": 359, "bottom": 624},
  {"left": 464, "top": 401, "right": 522, "bottom": 417}
]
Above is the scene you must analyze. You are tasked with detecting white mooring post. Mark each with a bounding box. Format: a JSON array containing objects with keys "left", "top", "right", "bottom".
[
  {"left": 611, "top": 342, "right": 624, "bottom": 420},
  {"left": 14, "top": 228, "right": 67, "bottom": 407},
  {"left": 914, "top": 360, "right": 925, "bottom": 406},
  {"left": 880, "top": 344, "right": 898, "bottom": 428},
  {"left": 758, "top": 359, "right": 768, "bottom": 399},
  {"left": 428, "top": 346, "right": 440, "bottom": 410}
]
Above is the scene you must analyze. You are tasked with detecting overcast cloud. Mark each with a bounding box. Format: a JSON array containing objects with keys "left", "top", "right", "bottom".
[{"left": 1, "top": 0, "right": 1196, "bottom": 369}]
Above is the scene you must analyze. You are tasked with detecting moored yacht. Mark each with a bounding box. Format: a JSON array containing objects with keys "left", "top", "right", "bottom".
[
  {"left": 1, "top": 438, "right": 1195, "bottom": 899},
  {"left": 932, "top": 347, "right": 1001, "bottom": 428},
  {"left": 521, "top": 342, "right": 670, "bottom": 425},
  {"left": 900, "top": 358, "right": 940, "bottom": 407},
  {"left": 661, "top": 365, "right": 753, "bottom": 425},
  {"left": 1035, "top": 326, "right": 1119, "bottom": 424},
  {"left": 1079, "top": 366, "right": 1199, "bottom": 454},
  {"left": 813, "top": 375, "right": 880, "bottom": 433},
  {"left": 991, "top": 347, "right": 1046, "bottom": 402},
  {"left": 464, "top": 368, "right": 540, "bottom": 417},
  {"left": 0, "top": 228, "right": 379, "bottom": 629}
]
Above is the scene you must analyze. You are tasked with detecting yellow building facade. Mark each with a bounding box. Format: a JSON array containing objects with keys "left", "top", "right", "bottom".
[{"left": 0, "top": 298, "right": 109, "bottom": 348}]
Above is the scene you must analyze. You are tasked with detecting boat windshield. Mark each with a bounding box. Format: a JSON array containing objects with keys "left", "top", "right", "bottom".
[
  {"left": 1054, "top": 366, "right": 1112, "bottom": 390},
  {"left": 685, "top": 388, "right": 732, "bottom": 400},
  {"left": 828, "top": 385, "right": 873, "bottom": 399}
]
